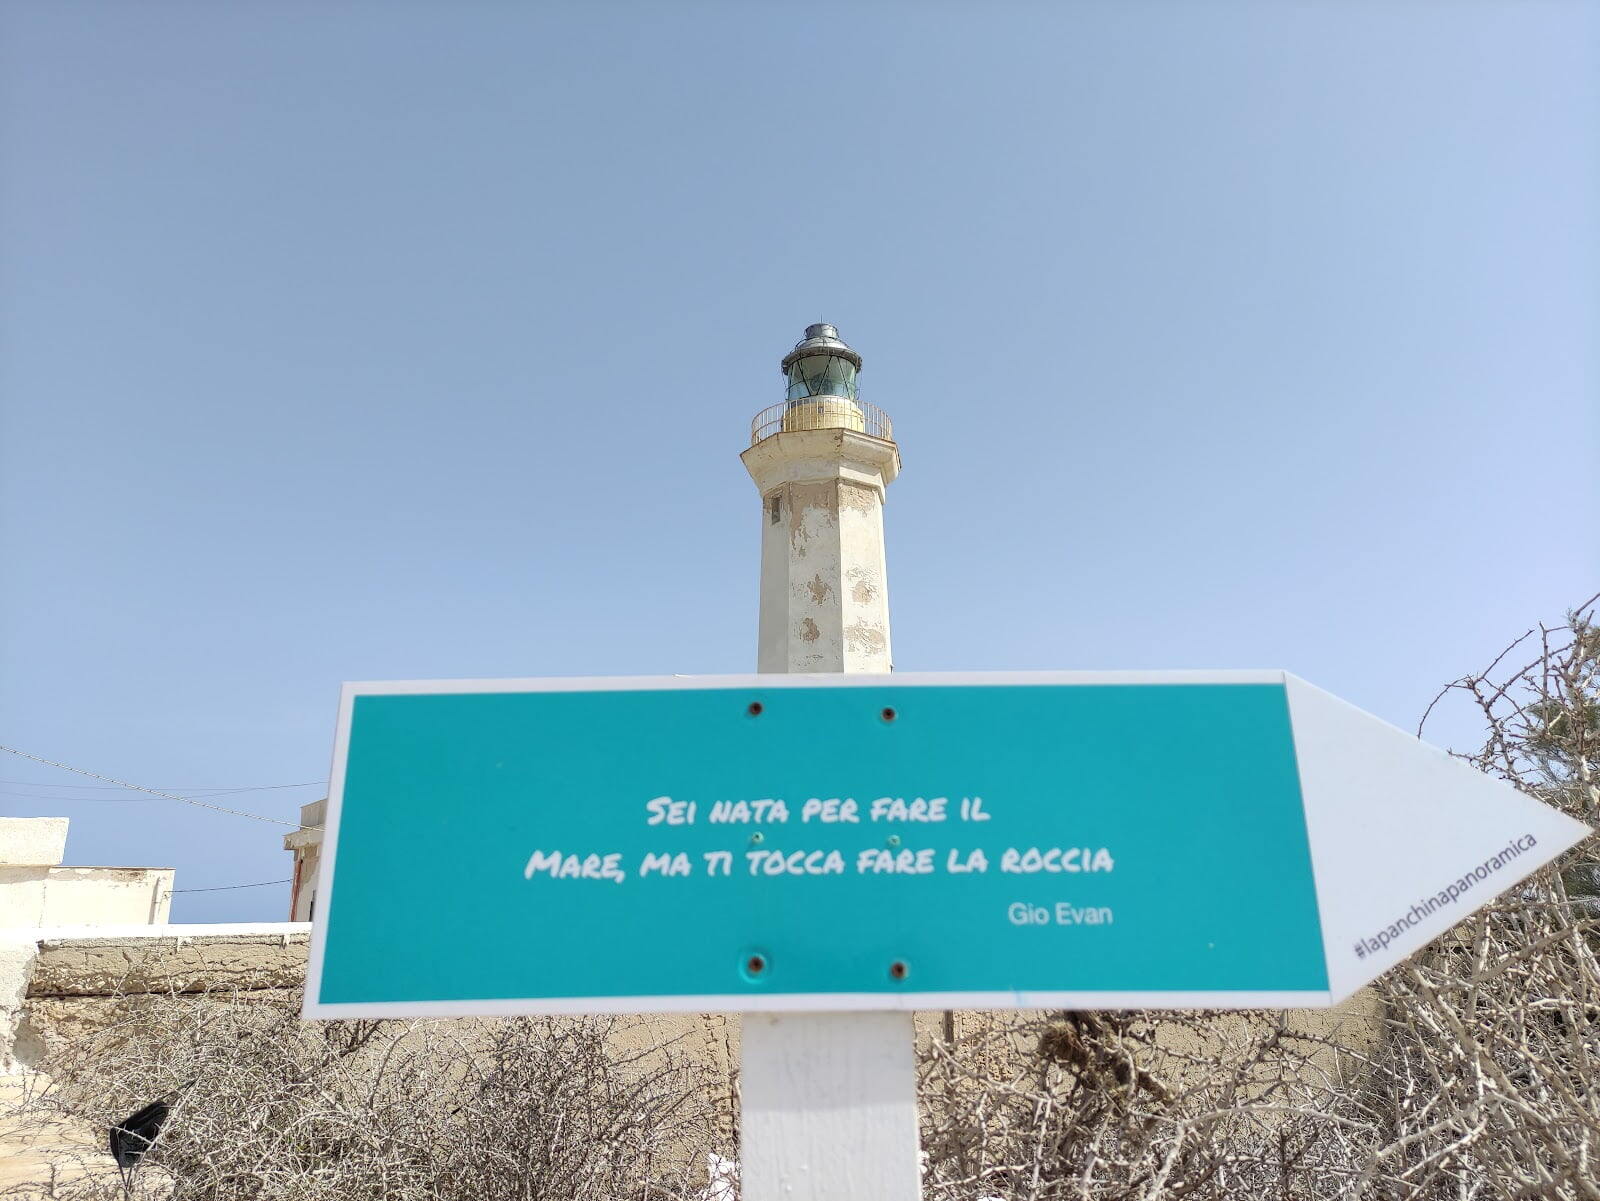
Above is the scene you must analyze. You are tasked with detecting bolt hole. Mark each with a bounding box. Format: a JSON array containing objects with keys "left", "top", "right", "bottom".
[
  {"left": 750, "top": 831, "right": 765, "bottom": 844},
  {"left": 889, "top": 960, "right": 909, "bottom": 981},
  {"left": 881, "top": 707, "right": 897, "bottom": 722},
  {"left": 746, "top": 954, "right": 767, "bottom": 976},
  {"left": 886, "top": 834, "right": 901, "bottom": 847},
  {"left": 748, "top": 701, "right": 764, "bottom": 717}
]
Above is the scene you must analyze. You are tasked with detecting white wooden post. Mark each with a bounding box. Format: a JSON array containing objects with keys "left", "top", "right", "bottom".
[
  {"left": 740, "top": 326, "right": 919, "bottom": 1198},
  {"left": 741, "top": 1012, "right": 922, "bottom": 1200}
]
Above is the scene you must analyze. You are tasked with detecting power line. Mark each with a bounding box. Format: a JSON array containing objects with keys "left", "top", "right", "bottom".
[
  {"left": 0, "top": 747, "right": 320, "bottom": 830},
  {"left": 0, "top": 786, "right": 324, "bottom": 803},
  {"left": 0, "top": 790, "right": 160, "bottom": 803},
  {"left": 0, "top": 778, "right": 326, "bottom": 793},
  {"left": 169, "top": 878, "right": 292, "bottom": 894}
]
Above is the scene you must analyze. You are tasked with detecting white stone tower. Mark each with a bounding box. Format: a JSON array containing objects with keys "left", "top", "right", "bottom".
[
  {"left": 739, "top": 325, "right": 920, "bottom": 1201},
  {"left": 742, "top": 324, "right": 899, "bottom": 673}
]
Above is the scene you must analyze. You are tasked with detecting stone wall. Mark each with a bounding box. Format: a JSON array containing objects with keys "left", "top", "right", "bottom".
[{"left": 2, "top": 924, "right": 310, "bottom": 1072}]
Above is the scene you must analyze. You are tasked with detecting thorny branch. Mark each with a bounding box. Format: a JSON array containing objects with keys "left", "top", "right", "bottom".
[{"left": 918, "top": 597, "right": 1600, "bottom": 1200}]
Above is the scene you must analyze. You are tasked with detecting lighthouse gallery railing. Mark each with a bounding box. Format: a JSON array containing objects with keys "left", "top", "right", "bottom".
[{"left": 749, "top": 399, "right": 894, "bottom": 447}]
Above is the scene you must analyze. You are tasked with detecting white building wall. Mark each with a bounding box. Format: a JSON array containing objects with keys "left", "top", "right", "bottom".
[
  {"left": 284, "top": 799, "right": 326, "bottom": 922},
  {"left": 0, "top": 819, "right": 172, "bottom": 930},
  {"left": 0, "top": 820, "right": 67, "bottom": 869},
  {"left": 0, "top": 870, "right": 50, "bottom": 929},
  {"left": 40, "top": 868, "right": 172, "bottom": 926}
]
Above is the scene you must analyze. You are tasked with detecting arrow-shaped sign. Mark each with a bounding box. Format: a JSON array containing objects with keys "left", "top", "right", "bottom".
[{"left": 304, "top": 671, "right": 1589, "bottom": 1018}]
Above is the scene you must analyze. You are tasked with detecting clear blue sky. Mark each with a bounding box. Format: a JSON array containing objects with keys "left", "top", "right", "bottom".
[{"left": 2, "top": 2, "right": 1595, "bottom": 922}]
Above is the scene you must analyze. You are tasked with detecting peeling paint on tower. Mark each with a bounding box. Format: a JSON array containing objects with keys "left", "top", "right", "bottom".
[{"left": 743, "top": 325, "right": 898, "bottom": 674}]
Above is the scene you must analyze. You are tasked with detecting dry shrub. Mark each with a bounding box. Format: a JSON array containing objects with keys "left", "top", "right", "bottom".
[
  {"left": 920, "top": 1008, "right": 1375, "bottom": 1199},
  {"left": 1370, "top": 596, "right": 1600, "bottom": 1197},
  {"left": 1372, "top": 888, "right": 1600, "bottom": 1197},
  {"left": 919, "top": 598, "right": 1600, "bottom": 1200},
  {"left": 23, "top": 992, "right": 714, "bottom": 1201}
]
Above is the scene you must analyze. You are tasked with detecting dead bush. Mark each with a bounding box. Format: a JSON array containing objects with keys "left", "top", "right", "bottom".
[
  {"left": 920, "top": 1008, "right": 1377, "bottom": 1199},
  {"left": 18, "top": 992, "right": 715, "bottom": 1201},
  {"left": 918, "top": 598, "right": 1600, "bottom": 1199}
]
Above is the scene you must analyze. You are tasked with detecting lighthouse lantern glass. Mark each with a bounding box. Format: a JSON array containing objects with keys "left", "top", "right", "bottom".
[{"left": 785, "top": 354, "right": 858, "bottom": 402}]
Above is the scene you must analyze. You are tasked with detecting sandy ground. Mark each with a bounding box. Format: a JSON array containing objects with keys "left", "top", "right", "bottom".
[{"left": 0, "top": 1073, "right": 169, "bottom": 1199}]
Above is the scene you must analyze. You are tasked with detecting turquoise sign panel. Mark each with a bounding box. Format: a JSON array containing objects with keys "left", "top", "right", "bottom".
[{"left": 311, "top": 677, "right": 1328, "bottom": 1013}]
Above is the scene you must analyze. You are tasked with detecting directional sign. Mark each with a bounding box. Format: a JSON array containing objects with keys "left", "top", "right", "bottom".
[{"left": 303, "top": 671, "right": 1588, "bottom": 1018}]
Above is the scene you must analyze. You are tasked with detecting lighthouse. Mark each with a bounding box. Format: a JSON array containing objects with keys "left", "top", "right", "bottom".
[{"left": 742, "top": 324, "right": 900, "bottom": 673}]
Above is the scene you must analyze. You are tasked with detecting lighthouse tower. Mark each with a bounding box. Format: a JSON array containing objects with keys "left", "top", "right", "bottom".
[
  {"left": 742, "top": 324, "right": 900, "bottom": 673},
  {"left": 739, "top": 325, "right": 920, "bottom": 1201}
]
